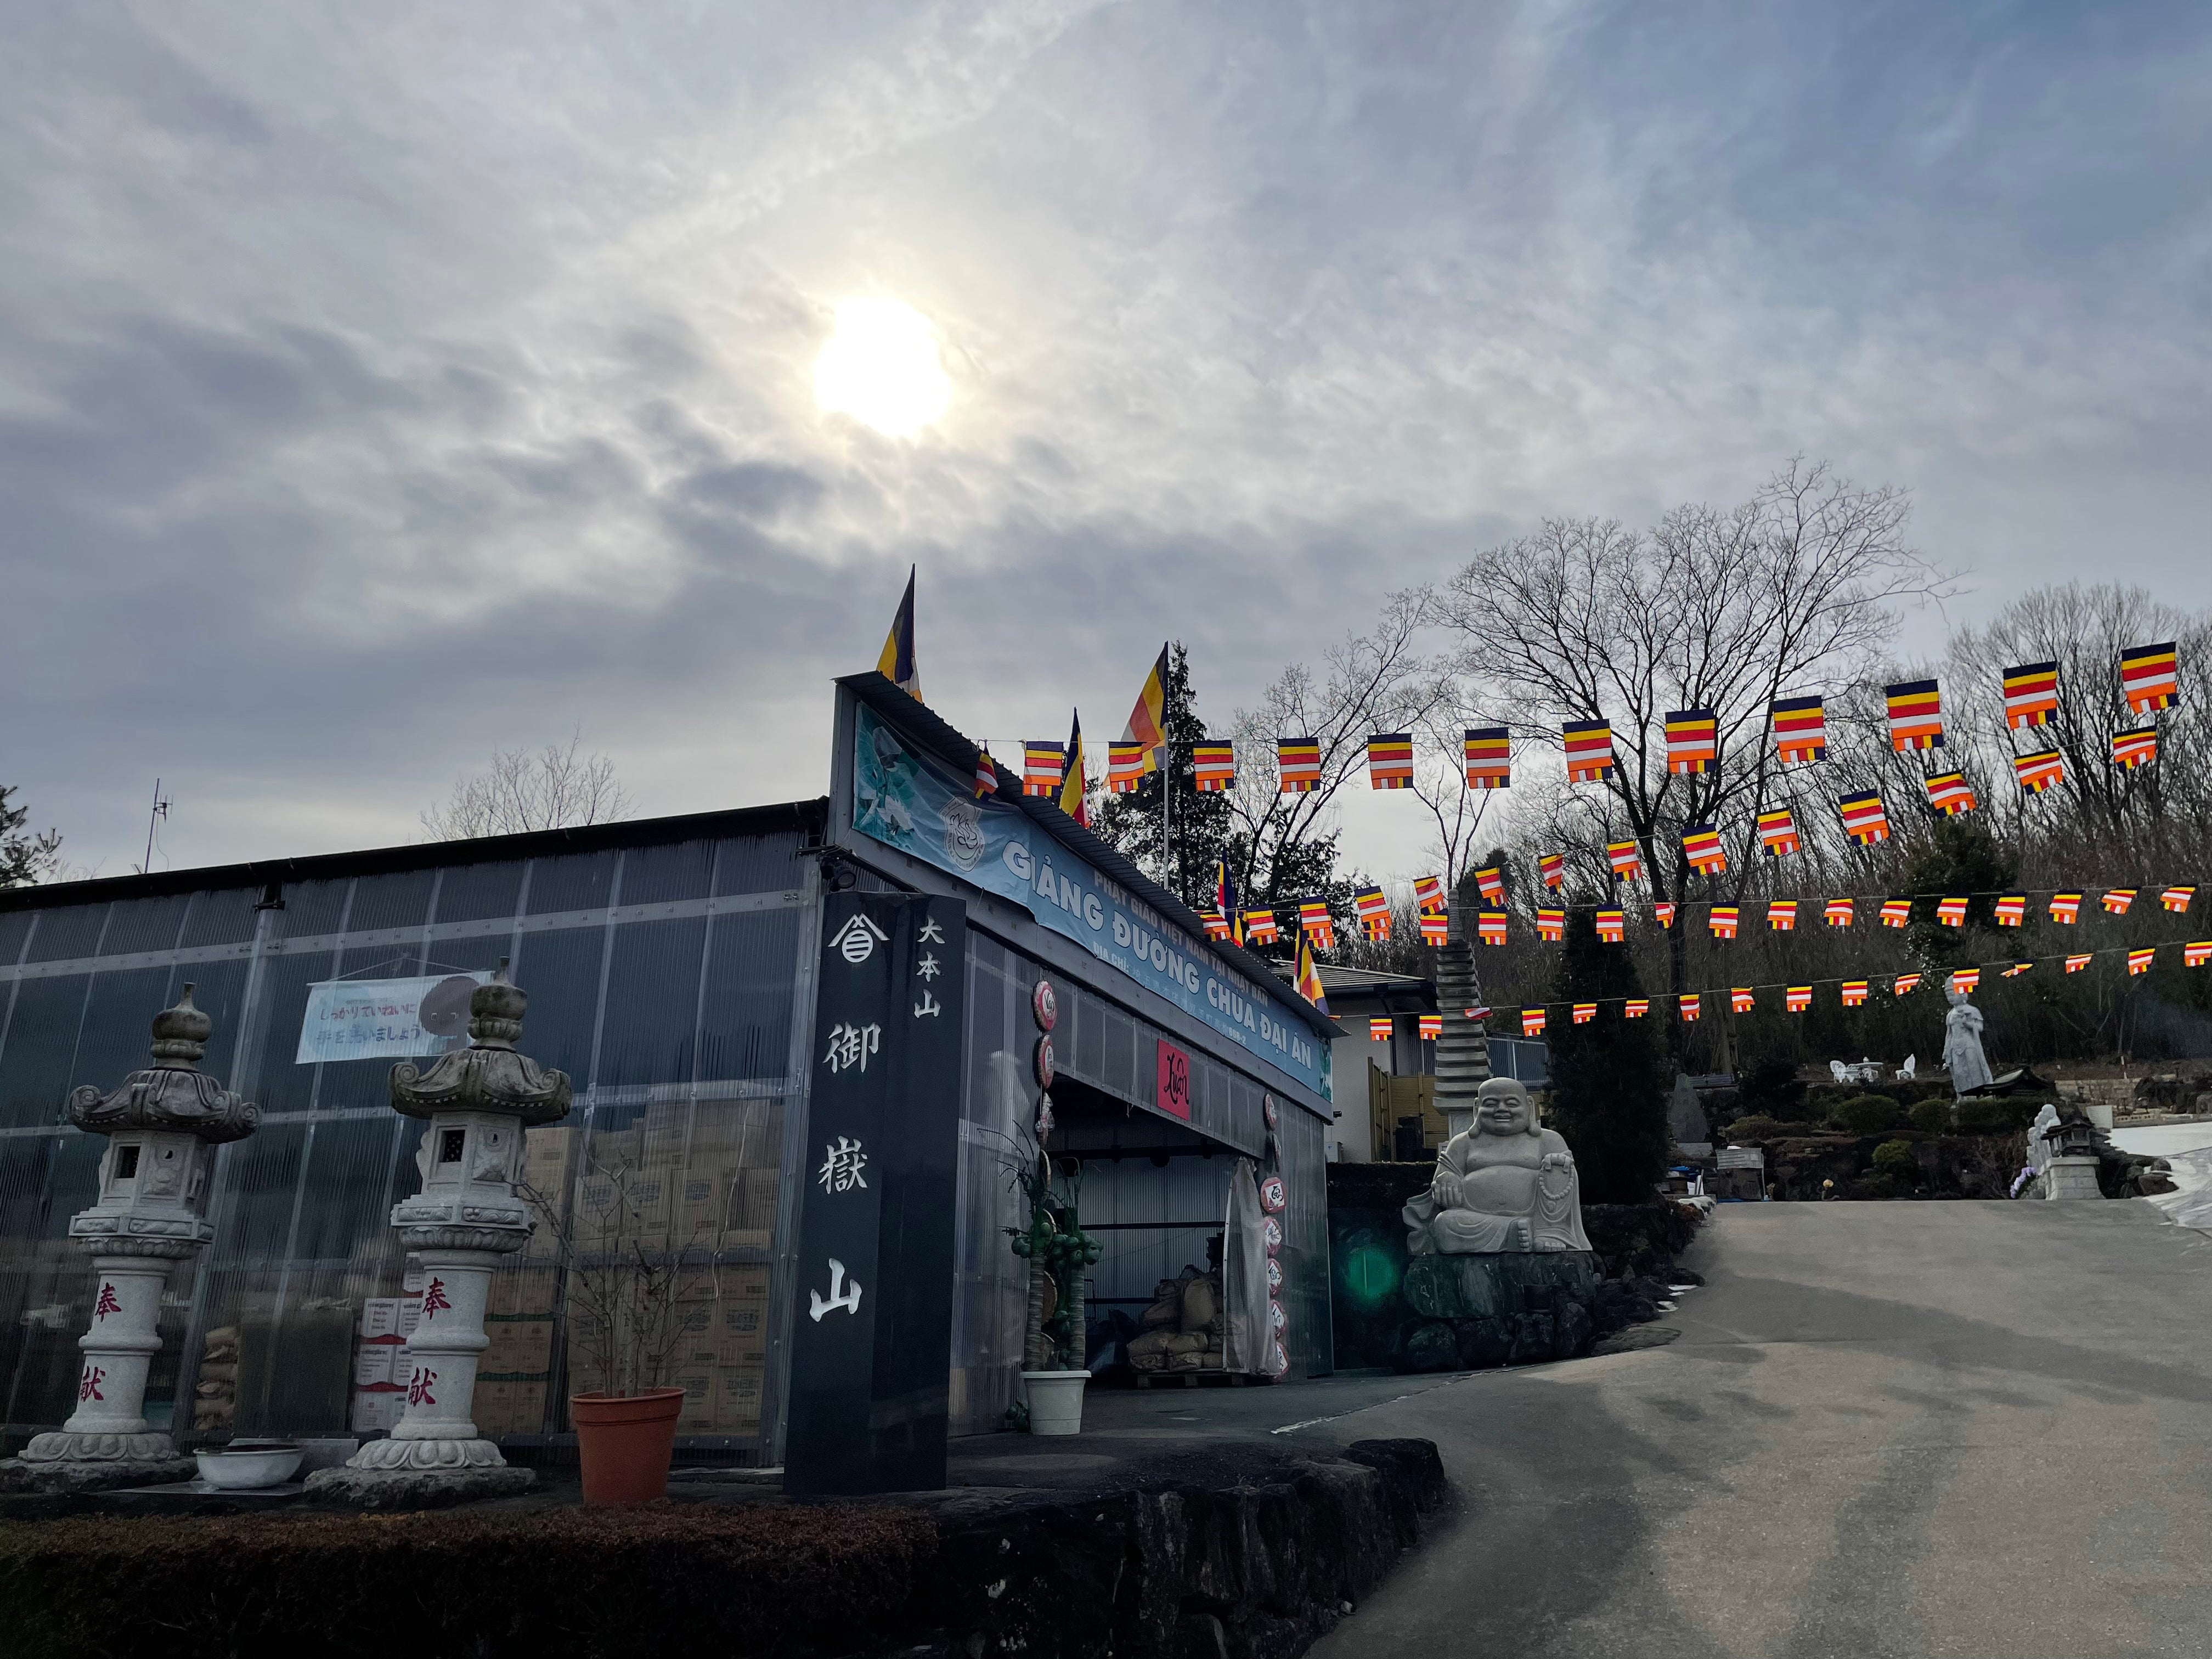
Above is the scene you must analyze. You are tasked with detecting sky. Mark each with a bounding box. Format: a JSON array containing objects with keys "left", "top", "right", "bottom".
[{"left": 4, "top": 1, "right": 2208, "bottom": 887}]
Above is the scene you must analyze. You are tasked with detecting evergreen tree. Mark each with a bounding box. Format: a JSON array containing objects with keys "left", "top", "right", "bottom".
[
  {"left": 1092, "top": 643, "right": 1232, "bottom": 910},
  {"left": 1901, "top": 816, "right": 2017, "bottom": 972},
  {"left": 0, "top": 785, "right": 61, "bottom": 888},
  {"left": 1544, "top": 909, "right": 1672, "bottom": 1203}
]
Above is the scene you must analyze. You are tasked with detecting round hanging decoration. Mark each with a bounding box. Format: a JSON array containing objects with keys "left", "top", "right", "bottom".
[
  {"left": 1269, "top": 1338, "right": 1290, "bottom": 1376},
  {"left": 1033, "top": 1035, "right": 1056, "bottom": 1090},
  {"left": 1032, "top": 979, "right": 1058, "bottom": 1032},
  {"left": 1265, "top": 1256, "right": 1283, "bottom": 1291},
  {"left": 1269, "top": 1298, "right": 1288, "bottom": 1332},
  {"left": 1263, "top": 1215, "right": 1284, "bottom": 1254},
  {"left": 1262, "top": 1093, "right": 1279, "bottom": 1130},
  {"left": 1259, "top": 1173, "right": 1287, "bottom": 1214}
]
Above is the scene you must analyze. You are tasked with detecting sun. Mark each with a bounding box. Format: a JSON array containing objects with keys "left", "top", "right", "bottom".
[{"left": 812, "top": 297, "right": 950, "bottom": 438}]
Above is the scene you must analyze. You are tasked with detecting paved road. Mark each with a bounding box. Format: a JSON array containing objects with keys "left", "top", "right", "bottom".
[{"left": 1300, "top": 1203, "right": 2212, "bottom": 1659}]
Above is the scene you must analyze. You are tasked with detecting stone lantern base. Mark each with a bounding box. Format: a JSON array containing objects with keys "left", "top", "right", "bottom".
[
  {"left": 303, "top": 1462, "right": 535, "bottom": 1509},
  {"left": 0, "top": 1438, "right": 197, "bottom": 1494},
  {"left": 2044, "top": 1155, "right": 2103, "bottom": 1200}
]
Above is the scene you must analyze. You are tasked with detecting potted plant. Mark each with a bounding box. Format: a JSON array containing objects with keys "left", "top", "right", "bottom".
[
  {"left": 1006, "top": 1146, "right": 1099, "bottom": 1436},
  {"left": 522, "top": 1156, "right": 710, "bottom": 1503}
]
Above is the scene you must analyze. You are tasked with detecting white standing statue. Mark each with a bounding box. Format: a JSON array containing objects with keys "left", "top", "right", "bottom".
[
  {"left": 1943, "top": 990, "right": 1994, "bottom": 1098},
  {"left": 1403, "top": 1077, "right": 1592, "bottom": 1254}
]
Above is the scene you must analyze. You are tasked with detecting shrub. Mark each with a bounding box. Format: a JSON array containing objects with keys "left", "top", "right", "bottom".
[
  {"left": 1735, "top": 1058, "right": 1809, "bottom": 1121},
  {"left": 1956, "top": 1097, "right": 2039, "bottom": 1135},
  {"left": 1830, "top": 1093, "right": 1904, "bottom": 1137},
  {"left": 1722, "top": 1115, "right": 1782, "bottom": 1141},
  {"left": 1872, "top": 1139, "right": 1919, "bottom": 1178},
  {"left": 1847, "top": 1173, "right": 1908, "bottom": 1201},
  {"left": 1908, "top": 1099, "right": 1954, "bottom": 1135}
]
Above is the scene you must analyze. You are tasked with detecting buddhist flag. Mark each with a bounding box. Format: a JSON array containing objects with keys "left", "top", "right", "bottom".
[
  {"left": 2162, "top": 885, "right": 2196, "bottom": 913},
  {"left": 1839, "top": 791, "right": 1891, "bottom": 845},
  {"left": 1368, "top": 1016, "right": 1393, "bottom": 1041},
  {"left": 1367, "top": 733, "right": 1415, "bottom": 790},
  {"left": 1596, "top": 909, "right": 1626, "bottom": 942},
  {"left": 1683, "top": 824, "right": 1726, "bottom": 876},
  {"left": 2128, "top": 948, "right": 2155, "bottom": 977},
  {"left": 1895, "top": 972, "right": 1922, "bottom": 996},
  {"left": 1539, "top": 852, "right": 1566, "bottom": 889},
  {"left": 1419, "top": 911, "right": 1449, "bottom": 945},
  {"left": 1655, "top": 901, "right": 1677, "bottom": 929},
  {"left": 1881, "top": 896, "right": 1912, "bottom": 928},
  {"left": 1277, "top": 738, "right": 1322, "bottom": 793},
  {"left": 1215, "top": 862, "right": 1243, "bottom": 947},
  {"left": 2102, "top": 888, "right": 2135, "bottom": 915},
  {"left": 1201, "top": 911, "right": 1233, "bottom": 941},
  {"left": 1842, "top": 980, "right": 1870, "bottom": 1007},
  {"left": 1108, "top": 742, "right": 1148, "bottom": 793},
  {"left": 974, "top": 750, "right": 1001, "bottom": 799},
  {"left": 2121, "top": 641, "right": 2179, "bottom": 713},
  {"left": 1886, "top": 679, "right": 1945, "bottom": 751},
  {"left": 1624, "top": 998, "right": 1649, "bottom": 1018},
  {"left": 2013, "top": 750, "right": 2064, "bottom": 794},
  {"left": 1680, "top": 992, "right": 1702, "bottom": 1021},
  {"left": 875, "top": 565, "right": 922, "bottom": 699},
  {"left": 1464, "top": 727, "right": 1511, "bottom": 789},
  {"left": 1572, "top": 1002, "right": 1597, "bottom": 1025},
  {"left": 1949, "top": 968, "right": 1980, "bottom": 995},
  {"left": 1243, "top": 909, "right": 1279, "bottom": 945},
  {"left": 1475, "top": 866, "right": 1505, "bottom": 904},
  {"left": 1607, "top": 840, "right": 1643, "bottom": 882},
  {"left": 1664, "top": 708, "right": 1719, "bottom": 774},
  {"left": 1937, "top": 895, "right": 1968, "bottom": 927},
  {"left": 1757, "top": 808, "right": 1800, "bottom": 858},
  {"left": 2002, "top": 661, "right": 2059, "bottom": 729},
  {"left": 2064, "top": 952, "right": 2092, "bottom": 973},
  {"left": 1023, "top": 741, "right": 1065, "bottom": 796},
  {"left": 2185, "top": 942, "right": 2212, "bottom": 968},
  {"left": 1419, "top": 1013, "right": 1443, "bottom": 1040},
  {"left": 1413, "top": 874, "right": 1447, "bottom": 912},
  {"left": 1354, "top": 887, "right": 1392, "bottom": 942},
  {"left": 2050, "top": 893, "right": 2082, "bottom": 923},
  {"left": 1299, "top": 900, "right": 1335, "bottom": 950},
  {"left": 1295, "top": 934, "right": 1328, "bottom": 1011},
  {"left": 1770, "top": 695, "right": 1828, "bottom": 764},
  {"left": 1522, "top": 1008, "right": 1548, "bottom": 1037},
  {"left": 1786, "top": 985, "right": 1813, "bottom": 1013},
  {"left": 1768, "top": 900, "right": 1798, "bottom": 932},
  {"left": 2112, "top": 726, "right": 2159, "bottom": 770},
  {"left": 1925, "top": 772, "right": 1977, "bottom": 816},
  {"left": 1477, "top": 909, "right": 1509, "bottom": 946},
  {"left": 1193, "top": 742, "right": 1237, "bottom": 792},
  {"left": 1119, "top": 645, "right": 1170, "bottom": 770},
  {"left": 1994, "top": 895, "right": 2026, "bottom": 927},
  {"left": 1564, "top": 719, "right": 1615, "bottom": 783},
  {"left": 1056, "top": 710, "right": 1090, "bottom": 827},
  {"left": 1825, "top": 898, "right": 1855, "bottom": 927},
  {"left": 1709, "top": 905, "right": 1740, "bottom": 938},
  {"left": 1731, "top": 987, "right": 1756, "bottom": 1013},
  {"left": 1537, "top": 908, "right": 1566, "bottom": 941},
  {"left": 2002, "top": 961, "right": 2033, "bottom": 978}
]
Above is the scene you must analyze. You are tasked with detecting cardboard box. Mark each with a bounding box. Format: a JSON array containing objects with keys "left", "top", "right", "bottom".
[
  {"left": 352, "top": 1344, "right": 398, "bottom": 1389},
  {"left": 489, "top": 1267, "right": 560, "bottom": 1316},
  {"left": 719, "top": 1267, "right": 771, "bottom": 1305},
  {"left": 712, "top": 1367, "right": 762, "bottom": 1430},
  {"left": 359, "top": 1299, "right": 403, "bottom": 1341},
  {"left": 475, "top": 1378, "right": 548, "bottom": 1435},
  {"left": 738, "top": 1169, "right": 782, "bottom": 1231},
  {"left": 482, "top": 1313, "right": 555, "bottom": 1375},
  {"left": 351, "top": 1387, "right": 404, "bottom": 1433},
  {"left": 673, "top": 1369, "right": 715, "bottom": 1432},
  {"left": 397, "top": 1299, "right": 424, "bottom": 1339}
]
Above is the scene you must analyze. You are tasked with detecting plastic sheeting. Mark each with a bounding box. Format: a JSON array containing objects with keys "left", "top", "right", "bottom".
[{"left": 1222, "top": 1159, "right": 1269, "bottom": 1374}]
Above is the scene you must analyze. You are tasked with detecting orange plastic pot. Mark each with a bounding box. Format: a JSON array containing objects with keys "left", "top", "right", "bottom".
[{"left": 570, "top": 1388, "right": 685, "bottom": 1504}]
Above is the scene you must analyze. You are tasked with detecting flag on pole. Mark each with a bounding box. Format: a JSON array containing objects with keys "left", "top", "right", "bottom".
[
  {"left": 1108, "top": 742, "right": 1148, "bottom": 793},
  {"left": 1243, "top": 909, "right": 1279, "bottom": 945},
  {"left": 1881, "top": 897, "right": 1912, "bottom": 928},
  {"left": 876, "top": 566, "right": 922, "bottom": 699},
  {"left": 1664, "top": 709, "right": 1719, "bottom": 774},
  {"left": 1464, "top": 727, "right": 1511, "bottom": 789},
  {"left": 1367, "top": 733, "right": 1415, "bottom": 789},
  {"left": 1215, "top": 861, "right": 1243, "bottom": 947},
  {"left": 1539, "top": 852, "right": 1566, "bottom": 889},
  {"left": 1994, "top": 895, "right": 2026, "bottom": 926},
  {"left": 1368, "top": 1017, "right": 1393, "bottom": 1041},
  {"left": 1757, "top": 808, "right": 1800, "bottom": 857},
  {"left": 2102, "top": 888, "right": 2136, "bottom": 915},
  {"left": 2162, "top": 885, "right": 2196, "bottom": 913},
  {"left": 2185, "top": 943, "right": 2212, "bottom": 968},
  {"left": 2128, "top": 948, "right": 2155, "bottom": 977},
  {"left": 1895, "top": 972, "right": 1922, "bottom": 996},
  {"left": 2112, "top": 726, "right": 2159, "bottom": 769},
  {"left": 1949, "top": 968, "right": 1980, "bottom": 995},
  {"left": 1295, "top": 934, "right": 1328, "bottom": 1010},
  {"left": 1419, "top": 911, "right": 1449, "bottom": 945},
  {"left": 1596, "top": 909, "right": 1626, "bottom": 942},
  {"left": 974, "top": 751, "right": 1001, "bottom": 799},
  {"left": 1022, "top": 741, "right": 1065, "bottom": 796},
  {"left": 2002, "top": 961, "right": 2033, "bottom": 978},
  {"left": 1522, "top": 1008, "right": 1547, "bottom": 1036},
  {"left": 1787, "top": 985, "right": 1813, "bottom": 1013},
  {"left": 1572, "top": 1003, "right": 1597, "bottom": 1025},
  {"left": 2050, "top": 893, "right": 2082, "bottom": 923},
  {"left": 1354, "top": 887, "right": 1391, "bottom": 942},
  {"left": 1683, "top": 824, "right": 1726, "bottom": 876},
  {"left": 1937, "top": 895, "right": 1969, "bottom": 927},
  {"left": 1654, "top": 901, "right": 1677, "bottom": 929},
  {"left": 1201, "top": 911, "right": 1232, "bottom": 941},
  {"left": 1825, "top": 898, "right": 1855, "bottom": 927},
  {"left": 1414, "top": 875, "right": 1447, "bottom": 912},
  {"left": 1886, "top": 679, "right": 1945, "bottom": 751},
  {"left": 1056, "top": 710, "right": 1089, "bottom": 827},
  {"left": 1277, "top": 738, "right": 1322, "bottom": 793},
  {"left": 1564, "top": 719, "right": 1615, "bottom": 782},
  {"left": 1298, "top": 900, "right": 1335, "bottom": 950},
  {"left": 1839, "top": 791, "right": 1891, "bottom": 845},
  {"left": 1680, "top": 992, "right": 1702, "bottom": 1022},
  {"left": 2121, "top": 642, "right": 2179, "bottom": 713},
  {"left": 1119, "top": 644, "right": 1170, "bottom": 772},
  {"left": 1731, "top": 987, "right": 1756, "bottom": 1013},
  {"left": 1709, "top": 906, "right": 1740, "bottom": 938},
  {"left": 1193, "top": 742, "right": 1237, "bottom": 791},
  {"left": 1477, "top": 910, "right": 1509, "bottom": 946},
  {"left": 1842, "top": 980, "right": 1869, "bottom": 1007},
  {"left": 1624, "top": 998, "right": 1649, "bottom": 1018},
  {"left": 2013, "top": 750, "right": 2064, "bottom": 794},
  {"left": 1419, "top": 1013, "right": 1443, "bottom": 1040},
  {"left": 2064, "top": 952, "right": 2092, "bottom": 973},
  {"left": 1770, "top": 695, "right": 1828, "bottom": 764},
  {"left": 1925, "top": 772, "right": 1977, "bottom": 816},
  {"left": 1769, "top": 900, "right": 1798, "bottom": 932},
  {"left": 2002, "top": 661, "right": 2059, "bottom": 729},
  {"left": 1475, "top": 866, "right": 1506, "bottom": 904},
  {"left": 1537, "top": 908, "right": 1566, "bottom": 941},
  {"left": 1607, "top": 840, "right": 1643, "bottom": 881}
]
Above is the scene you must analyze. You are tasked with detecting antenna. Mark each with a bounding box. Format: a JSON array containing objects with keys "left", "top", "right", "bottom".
[{"left": 142, "top": 778, "right": 171, "bottom": 874}]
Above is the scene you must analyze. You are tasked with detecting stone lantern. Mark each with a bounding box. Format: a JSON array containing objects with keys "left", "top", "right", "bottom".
[
  {"left": 308, "top": 964, "right": 569, "bottom": 1506},
  {"left": 0, "top": 986, "right": 257, "bottom": 1493}
]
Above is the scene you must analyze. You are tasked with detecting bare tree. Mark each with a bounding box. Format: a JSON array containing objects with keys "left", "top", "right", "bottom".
[{"left": 420, "top": 733, "right": 634, "bottom": 841}]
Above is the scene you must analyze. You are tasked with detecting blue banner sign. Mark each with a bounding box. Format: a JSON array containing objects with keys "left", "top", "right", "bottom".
[{"left": 850, "top": 706, "right": 1329, "bottom": 1099}]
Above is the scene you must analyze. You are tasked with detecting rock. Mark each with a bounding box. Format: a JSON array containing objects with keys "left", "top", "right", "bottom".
[
  {"left": 1394, "top": 1320, "right": 1461, "bottom": 1373},
  {"left": 303, "top": 1464, "right": 535, "bottom": 1510},
  {"left": 1506, "top": 1313, "right": 1554, "bottom": 1365},
  {"left": 1590, "top": 1325, "right": 1681, "bottom": 1357},
  {"left": 0, "top": 1456, "right": 197, "bottom": 1494},
  {"left": 1554, "top": 1301, "right": 1593, "bottom": 1359},
  {"left": 1453, "top": 1317, "right": 1511, "bottom": 1369},
  {"left": 1626, "top": 1296, "right": 1660, "bottom": 1324},
  {"left": 1402, "top": 1251, "right": 1601, "bottom": 1320},
  {"left": 1668, "top": 1267, "right": 1705, "bottom": 1286}
]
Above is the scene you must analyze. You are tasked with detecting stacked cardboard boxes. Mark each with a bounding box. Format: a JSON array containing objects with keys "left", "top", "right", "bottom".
[{"left": 349, "top": 1296, "right": 422, "bottom": 1434}]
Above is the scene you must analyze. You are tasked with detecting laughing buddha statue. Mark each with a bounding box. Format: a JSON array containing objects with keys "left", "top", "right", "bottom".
[{"left": 1403, "top": 1077, "right": 1592, "bottom": 1255}]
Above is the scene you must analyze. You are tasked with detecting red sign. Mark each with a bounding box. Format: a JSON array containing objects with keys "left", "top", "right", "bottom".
[{"left": 1155, "top": 1039, "right": 1192, "bottom": 1121}]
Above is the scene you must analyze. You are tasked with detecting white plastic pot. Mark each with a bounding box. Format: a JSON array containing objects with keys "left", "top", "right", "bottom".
[
  {"left": 195, "top": 1444, "right": 304, "bottom": 1488},
  {"left": 1020, "top": 1369, "right": 1089, "bottom": 1437}
]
